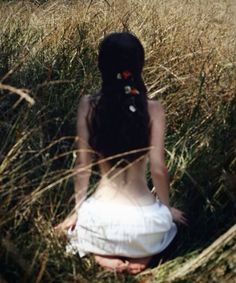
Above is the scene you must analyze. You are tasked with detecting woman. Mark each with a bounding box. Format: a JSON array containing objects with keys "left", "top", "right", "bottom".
[{"left": 56, "top": 32, "right": 187, "bottom": 274}]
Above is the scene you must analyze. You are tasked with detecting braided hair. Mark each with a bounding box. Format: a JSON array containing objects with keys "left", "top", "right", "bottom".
[{"left": 88, "top": 32, "right": 150, "bottom": 167}]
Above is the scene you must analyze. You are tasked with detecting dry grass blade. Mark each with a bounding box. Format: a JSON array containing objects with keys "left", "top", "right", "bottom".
[
  {"left": 0, "top": 83, "right": 35, "bottom": 106},
  {"left": 35, "top": 252, "right": 49, "bottom": 283}
]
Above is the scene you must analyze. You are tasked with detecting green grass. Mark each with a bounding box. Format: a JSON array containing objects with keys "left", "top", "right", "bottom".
[{"left": 0, "top": 0, "right": 235, "bottom": 282}]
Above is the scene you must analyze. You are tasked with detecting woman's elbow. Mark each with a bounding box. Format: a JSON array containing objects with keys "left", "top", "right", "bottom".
[
  {"left": 150, "top": 164, "right": 168, "bottom": 177},
  {"left": 74, "top": 161, "right": 92, "bottom": 176}
]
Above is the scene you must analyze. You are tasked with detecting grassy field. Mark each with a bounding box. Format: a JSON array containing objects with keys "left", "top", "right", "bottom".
[{"left": 0, "top": 0, "right": 235, "bottom": 282}]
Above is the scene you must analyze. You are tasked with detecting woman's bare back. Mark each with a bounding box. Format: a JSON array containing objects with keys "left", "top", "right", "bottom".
[
  {"left": 90, "top": 99, "right": 166, "bottom": 206},
  {"left": 93, "top": 156, "right": 156, "bottom": 206}
]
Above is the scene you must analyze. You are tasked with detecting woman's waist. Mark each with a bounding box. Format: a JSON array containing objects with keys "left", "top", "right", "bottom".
[{"left": 93, "top": 182, "right": 155, "bottom": 206}]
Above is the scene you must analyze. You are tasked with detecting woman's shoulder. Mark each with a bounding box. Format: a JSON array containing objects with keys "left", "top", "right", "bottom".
[
  {"left": 79, "top": 95, "right": 89, "bottom": 104},
  {"left": 147, "top": 100, "right": 165, "bottom": 120},
  {"left": 78, "top": 93, "right": 102, "bottom": 123},
  {"left": 79, "top": 93, "right": 101, "bottom": 107}
]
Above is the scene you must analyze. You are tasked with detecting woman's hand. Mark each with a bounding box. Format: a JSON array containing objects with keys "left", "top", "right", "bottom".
[
  {"left": 54, "top": 212, "right": 77, "bottom": 233},
  {"left": 170, "top": 207, "right": 188, "bottom": 225}
]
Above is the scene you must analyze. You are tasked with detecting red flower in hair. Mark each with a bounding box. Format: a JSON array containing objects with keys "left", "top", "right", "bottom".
[
  {"left": 130, "top": 87, "right": 139, "bottom": 96},
  {"left": 122, "top": 70, "right": 132, "bottom": 79}
]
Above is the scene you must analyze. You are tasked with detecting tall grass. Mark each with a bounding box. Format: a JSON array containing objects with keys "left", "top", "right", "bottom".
[{"left": 0, "top": 0, "right": 235, "bottom": 282}]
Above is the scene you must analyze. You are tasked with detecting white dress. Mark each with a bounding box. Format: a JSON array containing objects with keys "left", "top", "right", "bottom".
[{"left": 66, "top": 196, "right": 177, "bottom": 258}]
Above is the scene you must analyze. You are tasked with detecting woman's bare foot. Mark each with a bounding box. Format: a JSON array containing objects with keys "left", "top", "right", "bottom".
[
  {"left": 127, "top": 256, "right": 152, "bottom": 274},
  {"left": 94, "top": 255, "right": 129, "bottom": 272},
  {"left": 94, "top": 254, "right": 152, "bottom": 274}
]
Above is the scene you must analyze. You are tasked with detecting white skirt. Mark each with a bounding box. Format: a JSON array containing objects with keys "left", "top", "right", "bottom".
[{"left": 66, "top": 196, "right": 177, "bottom": 258}]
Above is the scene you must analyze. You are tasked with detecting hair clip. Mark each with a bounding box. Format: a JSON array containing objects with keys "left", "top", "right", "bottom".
[
  {"left": 117, "top": 73, "right": 122, "bottom": 79},
  {"left": 117, "top": 70, "right": 132, "bottom": 80},
  {"left": 124, "top": 86, "right": 131, "bottom": 94},
  {"left": 124, "top": 86, "right": 140, "bottom": 95},
  {"left": 129, "top": 105, "right": 136, "bottom": 112}
]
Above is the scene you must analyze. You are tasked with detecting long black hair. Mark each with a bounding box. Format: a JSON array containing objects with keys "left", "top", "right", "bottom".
[{"left": 88, "top": 32, "right": 150, "bottom": 167}]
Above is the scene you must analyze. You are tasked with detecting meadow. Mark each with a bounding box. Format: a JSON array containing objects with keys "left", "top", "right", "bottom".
[{"left": 0, "top": 0, "right": 235, "bottom": 282}]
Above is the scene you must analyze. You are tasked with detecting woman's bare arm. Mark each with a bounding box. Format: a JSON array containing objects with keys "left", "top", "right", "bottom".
[
  {"left": 148, "top": 101, "right": 187, "bottom": 225},
  {"left": 54, "top": 96, "right": 92, "bottom": 231},
  {"left": 148, "top": 101, "right": 170, "bottom": 208},
  {"left": 74, "top": 96, "right": 93, "bottom": 207}
]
